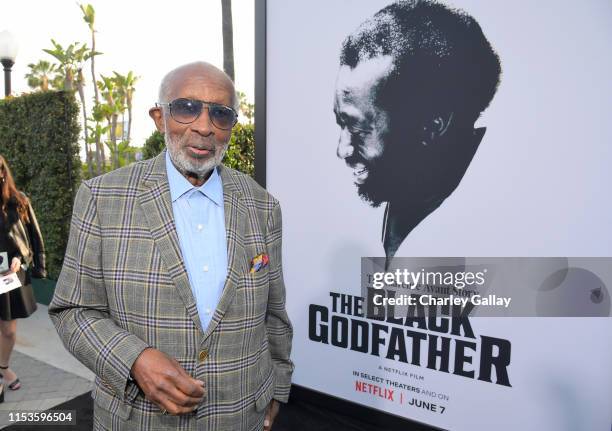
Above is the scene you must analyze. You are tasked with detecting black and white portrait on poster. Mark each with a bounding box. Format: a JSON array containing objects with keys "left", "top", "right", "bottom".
[
  {"left": 333, "top": 1, "right": 501, "bottom": 263},
  {"left": 262, "top": 1, "right": 612, "bottom": 430}
]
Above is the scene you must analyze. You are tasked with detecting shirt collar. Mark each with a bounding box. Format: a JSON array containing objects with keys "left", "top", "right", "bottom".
[{"left": 165, "top": 150, "right": 224, "bottom": 206}]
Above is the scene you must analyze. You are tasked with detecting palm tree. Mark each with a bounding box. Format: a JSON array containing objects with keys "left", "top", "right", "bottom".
[
  {"left": 98, "top": 75, "right": 124, "bottom": 170},
  {"left": 25, "top": 61, "right": 59, "bottom": 91},
  {"left": 43, "top": 40, "right": 81, "bottom": 91},
  {"left": 73, "top": 45, "right": 100, "bottom": 177},
  {"left": 113, "top": 71, "right": 138, "bottom": 143},
  {"left": 44, "top": 40, "right": 100, "bottom": 176},
  {"left": 110, "top": 140, "right": 137, "bottom": 167},
  {"left": 221, "top": 0, "right": 235, "bottom": 81},
  {"left": 88, "top": 109, "right": 108, "bottom": 172},
  {"left": 80, "top": 3, "right": 103, "bottom": 175}
]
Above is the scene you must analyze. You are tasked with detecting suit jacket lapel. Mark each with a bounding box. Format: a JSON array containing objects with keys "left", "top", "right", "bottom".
[
  {"left": 137, "top": 152, "right": 204, "bottom": 335},
  {"left": 202, "top": 165, "right": 247, "bottom": 340}
]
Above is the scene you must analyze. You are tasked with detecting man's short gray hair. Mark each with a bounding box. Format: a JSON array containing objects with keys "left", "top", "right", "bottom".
[
  {"left": 340, "top": 0, "right": 501, "bottom": 125},
  {"left": 157, "top": 61, "right": 239, "bottom": 110}
]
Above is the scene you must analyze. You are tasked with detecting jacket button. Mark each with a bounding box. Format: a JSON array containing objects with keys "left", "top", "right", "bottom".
[{"left": 198, "top": 350, "right": 208, "bottom": 362}]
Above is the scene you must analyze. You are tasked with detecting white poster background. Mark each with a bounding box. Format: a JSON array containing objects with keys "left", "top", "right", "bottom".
[{"left": 266, "top": 1, "right": 612, "bottom": 429}]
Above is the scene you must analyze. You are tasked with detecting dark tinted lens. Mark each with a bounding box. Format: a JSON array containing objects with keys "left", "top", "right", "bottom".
[
  {"left": 171, "top": 99, "right": 202, "bottom": 124},
  {"left": 209, "top": 105, "right": 237, "bottom": 130}
]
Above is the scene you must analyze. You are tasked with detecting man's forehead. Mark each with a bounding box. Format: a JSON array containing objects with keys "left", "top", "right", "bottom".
[
  {"left": 163, "top": 63, "right": 234, "bottom": 101},
  {"left": 336, "top": 55, "right": 394, "bottom": 93},
  {"left": 170, "top": 74, "right": 230, "bottom": 95}
]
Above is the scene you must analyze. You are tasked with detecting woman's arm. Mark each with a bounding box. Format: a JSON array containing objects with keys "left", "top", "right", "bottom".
[{"left": 25, "top": 199, "right": 47, "bottom": 278}]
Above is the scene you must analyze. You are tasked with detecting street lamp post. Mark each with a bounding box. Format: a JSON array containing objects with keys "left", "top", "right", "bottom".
[{"left": 0, "top": 31, "right": 19, "bottom": 97}]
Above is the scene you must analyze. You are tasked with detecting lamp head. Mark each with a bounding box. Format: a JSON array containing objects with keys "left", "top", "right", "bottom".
[{"left": 0, "top": 31, "right": 19, "bottom": 63}]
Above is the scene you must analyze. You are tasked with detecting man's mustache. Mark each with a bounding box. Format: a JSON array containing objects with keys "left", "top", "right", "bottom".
[
  {"left": 181, "top": 138, "right": 217, "bottom": 153},
  {"left": 166, "top": 132, "right": 218, "bottom": 152},
  {"left": 344, "top": 154, "right": 367, "bottom": 168}
]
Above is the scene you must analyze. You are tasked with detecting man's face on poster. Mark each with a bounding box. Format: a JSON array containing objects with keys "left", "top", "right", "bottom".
[{"left": 334, "top": 55, "right": 417, "bottom": 207}]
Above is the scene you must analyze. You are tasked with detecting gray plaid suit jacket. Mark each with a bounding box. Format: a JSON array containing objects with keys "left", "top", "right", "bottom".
[{"left": 49, "top": 151, "right": 293, "bottom": 430}]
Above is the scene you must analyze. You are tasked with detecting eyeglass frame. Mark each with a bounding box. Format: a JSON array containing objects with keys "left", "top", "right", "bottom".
[{"left": 155, "top": 98, "right": 239, "bottom": 130}]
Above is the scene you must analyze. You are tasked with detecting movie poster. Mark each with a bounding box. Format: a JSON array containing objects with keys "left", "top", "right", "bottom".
[{"left": 264, "top": 1, "right": 612, "bottom": 429}]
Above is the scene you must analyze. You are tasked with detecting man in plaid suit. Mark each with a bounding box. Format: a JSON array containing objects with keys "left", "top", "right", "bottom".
[{"left": 49, "top": 62, "right": 293, "bottom": 430}]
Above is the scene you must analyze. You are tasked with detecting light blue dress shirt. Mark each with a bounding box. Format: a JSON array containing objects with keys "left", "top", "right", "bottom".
[{"left": 166, "top": 151, "right": 228, "bottom": 331}]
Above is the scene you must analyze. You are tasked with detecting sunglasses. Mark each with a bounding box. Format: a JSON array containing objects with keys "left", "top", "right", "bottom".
[{"left": 156, "top": 98, "right": 238, "bottom": 130}]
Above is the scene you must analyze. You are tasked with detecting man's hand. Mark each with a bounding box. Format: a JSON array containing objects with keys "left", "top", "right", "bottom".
[
  {"left": 131, "top": 348, "right": 205, "bottom": 415},
  {"left": 264, "top": 399, "right": 280, "bottom": 431}
]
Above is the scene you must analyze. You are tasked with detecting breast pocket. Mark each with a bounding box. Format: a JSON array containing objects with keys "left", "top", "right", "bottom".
[{"left": 245, "top": 266, "right": 269, "bottom": 287}]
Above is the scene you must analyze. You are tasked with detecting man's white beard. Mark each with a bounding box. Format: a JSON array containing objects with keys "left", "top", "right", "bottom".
[{"left": 165, "top": 130, "right": 228, "bottom": 179}]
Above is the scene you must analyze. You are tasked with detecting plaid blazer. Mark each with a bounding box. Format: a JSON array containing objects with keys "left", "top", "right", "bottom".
[{"left": 49, "top": 151, "right": 294, "bottom": 430}]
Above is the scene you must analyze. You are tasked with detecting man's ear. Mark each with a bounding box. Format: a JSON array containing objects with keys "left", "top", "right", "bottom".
[
  {"left": 420, "top": 112, "right": 454, "bottom": 146},
  {"left": 149, "top": 107, "right": 165, "bottom": 133}
]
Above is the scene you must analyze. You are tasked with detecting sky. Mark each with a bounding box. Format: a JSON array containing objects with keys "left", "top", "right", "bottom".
[{"left": 1, "top": 0, "right": 255, "bottom": 150}]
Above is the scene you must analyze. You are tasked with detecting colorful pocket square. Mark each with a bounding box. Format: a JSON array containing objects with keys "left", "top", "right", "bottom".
[{"left": 250, "top": 253, "right": 269, "bottom": 273}]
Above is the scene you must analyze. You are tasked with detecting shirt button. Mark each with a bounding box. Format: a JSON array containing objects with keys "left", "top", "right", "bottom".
[
  {"left": 205, "top": 308, "right": 211, "bottom": 315},
  {"left": 203, "top": 265, "right": 209, "bottom": 272},
  {"left": 197, "top": 224, "right": 203, "bottom": 231}
]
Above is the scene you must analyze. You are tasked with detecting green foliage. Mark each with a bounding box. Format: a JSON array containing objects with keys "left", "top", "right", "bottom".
[
  {"left": 106, "top": 140, "right": 139, "bottom": 166},
  {"left": 237, "top": 91, "right": 254, "bottom": 123},
  {"left": 225, "top": 123, "right": 254, "bottom": 176},
  {"left": 0, "top": 92, "right": 81, "bottom": 279},
  {"left": 112, "top": 71, "right": 138, "bottom": 109},
  {"left": 94, "top": 71, "right": 139, "bottom": 170},
  {"left": 79, "top": 3, "right": 95, "bottom": 28},
  {"left": 25, "top": 61, "right": 61, "bottom": 92},
  {"left": 42, "top": 39, "right": 99, "bottom": 91},
  {"left": 143, "top": 130, "right": 165, "bottom": 160},
  {"left": 141, "top": 123, "right": 255, "bottom": 177}
]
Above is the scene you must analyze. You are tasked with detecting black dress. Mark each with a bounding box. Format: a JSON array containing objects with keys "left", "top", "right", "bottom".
[{"left": 0, "top": 214, "right": 36, "bottom": 320}]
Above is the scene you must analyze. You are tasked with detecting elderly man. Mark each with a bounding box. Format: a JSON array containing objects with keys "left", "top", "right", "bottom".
[
  {"left": 49, "top": 62, "right": 293, "bottom": 430},
  {"left": 334, "top": 0, "right": 501, "bottom": 262}
]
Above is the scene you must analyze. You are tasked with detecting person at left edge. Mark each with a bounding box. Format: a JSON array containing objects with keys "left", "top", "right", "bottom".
[
  {"left": 0, "top": 155, "right": 47, "bottom": 401},
  {"left": 49, "top": 62, "right": 293, "bottom": 430}
]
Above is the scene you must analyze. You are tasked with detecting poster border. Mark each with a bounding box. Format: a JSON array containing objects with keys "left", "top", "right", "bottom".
[
  {"left": 254, "top": 0, "right": 267, "bottom": 187},
  {"left": 254, "top": 1, "right": 441, "bottom": 429}
]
